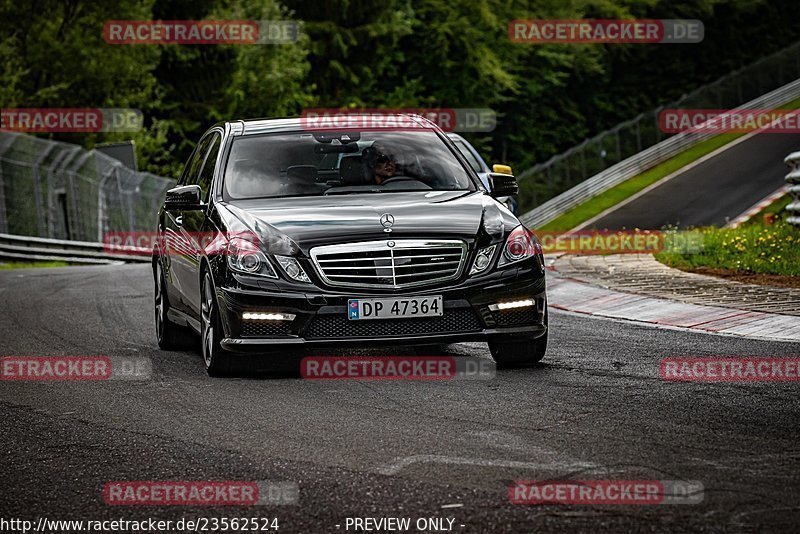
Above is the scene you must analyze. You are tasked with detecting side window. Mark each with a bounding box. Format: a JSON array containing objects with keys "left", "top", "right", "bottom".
[
  {"left": 180, "top": 135, "right": 213, "bottom": 186},
  {"left": 197, "top": 133, "right": 222, "bottom": 201}
]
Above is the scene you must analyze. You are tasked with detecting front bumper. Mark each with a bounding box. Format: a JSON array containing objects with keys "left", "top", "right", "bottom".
[{"left": 215, "top": 263, "right": 547, "bottom": 353}]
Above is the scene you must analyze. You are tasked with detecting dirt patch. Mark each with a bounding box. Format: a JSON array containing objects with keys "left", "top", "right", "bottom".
[{"left": 684, "top": 266, "right": 800, "bottom": 289}]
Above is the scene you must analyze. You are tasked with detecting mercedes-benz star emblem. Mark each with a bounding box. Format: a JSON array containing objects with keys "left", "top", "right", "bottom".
[{"left": 380, "top": 213, "right": 394, "bottom": 233}]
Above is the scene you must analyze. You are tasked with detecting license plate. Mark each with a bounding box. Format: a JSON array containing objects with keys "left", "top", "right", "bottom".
[{"left": 347, "top": 296, "right": 443, "bottom": 320}]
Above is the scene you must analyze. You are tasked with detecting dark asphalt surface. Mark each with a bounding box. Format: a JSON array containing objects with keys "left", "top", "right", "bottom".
[
  {"left": 588, "top": 133, "right": 800, "bottom": 230},
  {"left": 1, "top": 264, "right": 799, "bottom": 533}
]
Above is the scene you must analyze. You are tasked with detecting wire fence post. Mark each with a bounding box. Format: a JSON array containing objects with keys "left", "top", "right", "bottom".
[
  {"left": 97, "top": 167, "right": 115, "bottom": 242},
  {"left": 32, "top": 145, "right": 55, "bottom": 237},
  {"left": 635, "top": 119, "right": 642, "bottom": 153},
  {"left": 0, "top": 134, "right": 14, "bottom": 234}
]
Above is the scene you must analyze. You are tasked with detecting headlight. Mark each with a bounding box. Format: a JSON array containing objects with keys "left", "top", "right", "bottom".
[
  {"left": 470, "top": 245, "right": 496, "bottom": 275},
  {"left": 226, "top": 237, "right": 277, "bottom": 278},
  {"left": 276, "top": 255, "right": 311, "bottom": 283},
  {"left": 498, "top": 225, "right": 540, "bottom": 267}
]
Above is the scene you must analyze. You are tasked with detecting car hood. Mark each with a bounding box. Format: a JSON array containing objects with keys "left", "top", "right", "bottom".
[{"left": 218, "top": 191, "right": 515, "bottom": 256}]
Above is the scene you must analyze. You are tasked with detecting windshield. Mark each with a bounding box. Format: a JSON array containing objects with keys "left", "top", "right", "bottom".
[{"left": 223, "top": 130, "right": 476, "bottom": 200}]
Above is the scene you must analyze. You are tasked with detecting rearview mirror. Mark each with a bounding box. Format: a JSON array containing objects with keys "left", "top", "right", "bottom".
[
  {"left": 314, "top": 144, "right": 359, "bottom": 154},
  {"left": 493, "top": 164, "right": 513, "bottom": 175},
  {"left": 165, "top": 185, "right": 203, "bottom": 210},
  {"left": 313, "top": 131, "right": 361, "bottom": 144},
  {"left": 488, "top": 172, "right": 518, "bottom": 198}
]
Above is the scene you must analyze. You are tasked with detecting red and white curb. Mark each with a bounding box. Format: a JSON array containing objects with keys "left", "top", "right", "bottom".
[
  {"left": 726, "top": 186, "right": 788, "bottom": 228},
  {"left": 548, "top": 276, "right": 800, "bottom": 342}
]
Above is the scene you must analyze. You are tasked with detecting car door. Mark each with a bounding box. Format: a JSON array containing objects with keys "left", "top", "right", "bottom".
[
  {"left": 164, "top": 134, "right": 215, "bottom": 314},
  {"left": 178, "top": 131, "right": 222, "bottom": 316}
]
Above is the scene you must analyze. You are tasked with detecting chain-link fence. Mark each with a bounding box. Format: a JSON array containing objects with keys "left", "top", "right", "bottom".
[
  {"left": 517, "top": 40, "right": 800, "bottom": 213},
  {"left": 0, "top": 132, "right": 174, "bottom": 242}
]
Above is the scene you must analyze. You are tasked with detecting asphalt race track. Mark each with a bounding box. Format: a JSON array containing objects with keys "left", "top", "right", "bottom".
[
  {"left": 1, "top": 264, "right": 799, "bottom": 532},
  {"left": 587, "top": 132, "right": 800, "bottom": 230}
]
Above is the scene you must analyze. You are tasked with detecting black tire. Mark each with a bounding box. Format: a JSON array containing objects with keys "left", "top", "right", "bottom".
[
  {"left": 200, "top": 270, "right": 236, "bottom": 377},
  {"left": 200, "top": 270, "right": 303, "bottom": 377},
  {"left": 155, "top": 261, "right": 193, "bottom": 350},
  {"left": 489, "top": 332, "right": 547, "bottom": 368}
]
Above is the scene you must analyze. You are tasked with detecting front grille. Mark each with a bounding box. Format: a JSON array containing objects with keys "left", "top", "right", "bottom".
[
  {"left": 305, "top": 308, "right": 482, "bottom": 339},
  {"left": 491, "top": 308, "right": 538, "bottom": 327},
  {"left": 310, "top": 240, "right": 467, "bottom": 289},
  {"left": 241, "top": 321, "right": 293, "bottom": 337}
]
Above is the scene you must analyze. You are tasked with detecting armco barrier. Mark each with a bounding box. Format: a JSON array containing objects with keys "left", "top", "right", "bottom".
[
  {"left": 519, "top": 77, "right": 800, "bottom": 229},
  {"left": 783, "top": 151, "right": 800, "bottom": 226},
  {"left": 0, "top": 233, "right": 150, "bottom": 264}
]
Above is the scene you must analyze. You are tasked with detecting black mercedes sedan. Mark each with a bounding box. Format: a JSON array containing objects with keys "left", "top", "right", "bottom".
[{"left": 153, "top": 115, "right": 547, "bottom": 375}]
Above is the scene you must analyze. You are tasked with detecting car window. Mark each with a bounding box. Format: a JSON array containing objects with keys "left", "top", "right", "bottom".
[
  {"left": 223, "top": 130, "right": 476, "bottom": 200},
  {"left": 197, "top": 133, "right": 222, "bottom": 201},
  {"left": 453, "top": 140, "right": 485, "bottom": 173},
  {"left": 180, "top": 134, "right": 214, "bottom": 186}
]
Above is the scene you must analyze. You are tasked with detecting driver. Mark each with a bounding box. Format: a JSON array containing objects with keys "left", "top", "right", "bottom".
[{"left": 363, "top": 143, "right": 398, "bottom": 185}]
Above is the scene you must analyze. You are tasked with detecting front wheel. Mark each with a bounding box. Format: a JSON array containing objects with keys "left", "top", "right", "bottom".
[
  {"left": 201, "top": 271, "right": 235, "bottom": 376},
  {"left": 489, "top": 332, "right": 547, "bottom": 368},
  {"left": 155, "top": 262, "right": 192, "bottom": 350}
]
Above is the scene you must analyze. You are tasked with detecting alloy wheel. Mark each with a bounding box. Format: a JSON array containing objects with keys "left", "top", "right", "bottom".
[
  {"left": 201, "top": 273, "right": 215, "bottom": 368},
  {"left": 155, "top": 264, "right": 165, "bottom": 341}
]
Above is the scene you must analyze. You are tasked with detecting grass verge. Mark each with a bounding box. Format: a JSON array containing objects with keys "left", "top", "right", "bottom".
[
  {"left": 655, "top": 214, "right": 800, "bottom": 285},
  {"left": 742, "top": 194, "right": 792, "bottom": 226},
  {"left": 0, "top": 261, "right": 70, "bottom": 270}
]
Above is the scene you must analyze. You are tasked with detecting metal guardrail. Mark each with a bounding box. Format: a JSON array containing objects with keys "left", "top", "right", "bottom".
[
  {"left": 0, "top": 233, "right": 150, "bottom": 264},
  {"left": 516, "top": 40, "right": 800, "bottom": 217},
  {"left": 520, "top": 77, "right": 800, "bottom": 229},
  {"left": 783, "top": 152, "right": 800, "bottom": 226}
]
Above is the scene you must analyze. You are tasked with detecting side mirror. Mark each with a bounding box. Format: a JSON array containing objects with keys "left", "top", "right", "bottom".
[
  {"left": 492, "top": 164, "right": 513, "bottom": 175},
  {"left": 165, "top": 184, "right": 203, "bottom": 210},
  {"left": 488, "top": 172, "right": 518, "bottom": 198}
]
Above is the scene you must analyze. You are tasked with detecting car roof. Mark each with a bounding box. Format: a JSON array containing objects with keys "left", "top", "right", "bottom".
[{"left": 225, "top": 113, "right": 442, "bottom": 136}]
